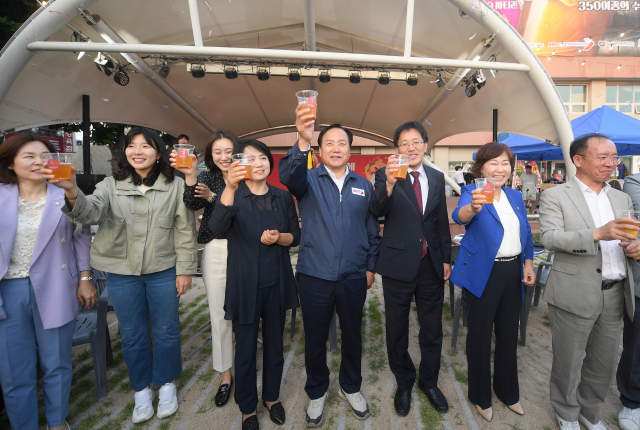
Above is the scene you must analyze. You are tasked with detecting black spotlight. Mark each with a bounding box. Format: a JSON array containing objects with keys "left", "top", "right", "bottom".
[
  {"left": 406, "top": 72, "right": 418, "bottom": 86},
  {"left": 465, "top": 82, "right": 476, "bottom": 97},
  {"left": 349, "top": 70, "right": 361, "bottom": 84},
  {"left": 377, "top": 71, "right": 390, "bottom": 85},
  {"left": 191, "top": 64, "right": 206, "bottom": 78},
  {"left": 223, "top": 65, "right": 238, "bottom": 79},
  {"left": 318, "top": 69, "right": 331, "bottom": 83},
  {"left": 288, "top": 67, "right": 301, "bottom": 82},
  {"left": 113, "top": 69, "right": 129, "bottom": 86},
  {"left": 94, "top": 53, "right": 114, "bottom": 76},
  {"left": 158, "top": 61, "right": 170, "bottom": 78},
  {"left": 256, "top": 66, "right": 270, "bottom": 81},
  {"left": 436, "top": 73, "right": 445, "bottom": 88}
]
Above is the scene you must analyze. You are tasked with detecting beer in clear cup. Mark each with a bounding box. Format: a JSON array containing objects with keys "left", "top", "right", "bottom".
[
  {"left": 475, "top": 178, "right": 497, "bottom": 204},
  {"left": 233, "top": 153, "right": 254, "bottom": 181},
  {"left": 43, "top": 153, "right": 73, "bottom": 180},
  {"left": 616, "top": 210, "right": 640, "bottom": 239},
  {"left": 392, "top": 154, "right": 410, "bottom": 179},
  {"left": 296, "top": 90, "right": 318, "bottom": 120},
  {"left": 173, "top": 144, "right": 195, "bottom": 169}
]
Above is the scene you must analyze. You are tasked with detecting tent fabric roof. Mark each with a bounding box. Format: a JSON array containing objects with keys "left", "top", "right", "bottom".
[
  {"left": 502, "top": 106, "right": 640, "bottom": 160},
  {"left": 1, "top": 0, "right": 565, "bottom": 152}
]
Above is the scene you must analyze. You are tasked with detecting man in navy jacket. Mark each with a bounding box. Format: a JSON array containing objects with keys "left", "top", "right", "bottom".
[
  {"left": 370, "top": 122, "right": 451, "bottom": 416},
  {"left": 279, "top": 105, "right": 381, "bottom": 427}
]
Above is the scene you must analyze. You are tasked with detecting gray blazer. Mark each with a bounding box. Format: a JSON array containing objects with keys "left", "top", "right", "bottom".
[
  {"left": 623, "top": 173, "right": 640, "bottom": 299},
  {"left": 539, "top": 177, "right": 635, "bottom": 320}
]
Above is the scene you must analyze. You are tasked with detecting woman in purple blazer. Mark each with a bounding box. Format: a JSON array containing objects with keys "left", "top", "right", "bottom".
[{"left": 0, "top": 134, "right": 95, "bottom": 430}]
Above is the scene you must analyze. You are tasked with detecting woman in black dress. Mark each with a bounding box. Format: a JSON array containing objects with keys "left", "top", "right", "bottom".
[{"left": 209, "top": 139, "right": 300, "bottom": 430}]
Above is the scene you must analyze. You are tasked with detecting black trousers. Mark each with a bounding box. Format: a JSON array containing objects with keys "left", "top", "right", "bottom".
[
  {"left": 466, "top": 258, "right": 521, "bottom": 410},
  {"left": 233, "top": 286, "right": 285, "bottom": 414},
  {"left": 298, "top": 273, "right": 367, "bottom": 400},
  {"left": 618, "top": 295, "right": 640, "bottom": 409},
  {"left": 382, "top": 255, "right": 444, "bottom": 391}
]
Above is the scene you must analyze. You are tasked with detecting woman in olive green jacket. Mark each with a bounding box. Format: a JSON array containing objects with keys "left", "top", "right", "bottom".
[{"left": 49, "top": 128, "right": 197, "bottom": 424}]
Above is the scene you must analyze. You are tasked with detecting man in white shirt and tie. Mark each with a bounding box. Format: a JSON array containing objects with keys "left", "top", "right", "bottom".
[{"left": 540, "top": 133, "right": 640, "bottom": 430}]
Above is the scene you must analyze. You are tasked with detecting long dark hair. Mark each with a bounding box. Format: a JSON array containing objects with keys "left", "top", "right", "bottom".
[
  {"left": 114, "top": 128, "right": 174, "bottom": 185},
  {"left": 204, "top": 130, "right": 239, "bottom": 176}
]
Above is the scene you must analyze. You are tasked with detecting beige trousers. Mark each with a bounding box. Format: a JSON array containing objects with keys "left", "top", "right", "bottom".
[{"left": 203, "top": 239, "right": 233, "bottom": 372}]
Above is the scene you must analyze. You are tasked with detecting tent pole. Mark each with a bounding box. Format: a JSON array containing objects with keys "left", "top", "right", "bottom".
[
  {"left": 404, "top": 0, "right": 416, "bottom": 57},
  {"left": 493, "top": 109, "right": 498, "bottom": 142},
  {"left": 82, "top": 95, "right": 91, "bottom": 174},
  {"left": 187, "top": 0, "right": 204, "bottom": 48}
]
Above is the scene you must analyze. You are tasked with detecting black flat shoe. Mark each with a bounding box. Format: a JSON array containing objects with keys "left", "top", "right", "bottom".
[
  {"left": 418, "top": 379, "right": 449, "bottom": 413},
  {"left": 263, "top": 400, "right": 286, "bottom": 425},
  {"left": 394, "top": 389, "right": 411, "bottom": 416},
  {"left": 242, "top": 415, "right": 259, "bottom": 430},
  {"left": 215, "top": 377, "right": 233, "bottom": 407}
]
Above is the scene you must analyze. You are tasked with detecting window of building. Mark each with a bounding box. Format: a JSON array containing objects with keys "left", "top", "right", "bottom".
[
  {"left": 556, "top": 85, "right": 587, "bottom": 113},
  {"left": 605, "top": 85, "right": 640, "bottom": 113}
]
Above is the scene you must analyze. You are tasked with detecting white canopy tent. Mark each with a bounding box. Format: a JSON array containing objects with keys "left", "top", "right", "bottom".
[{"left": 0, "top": 0, "right": 575, "bottom": 186}]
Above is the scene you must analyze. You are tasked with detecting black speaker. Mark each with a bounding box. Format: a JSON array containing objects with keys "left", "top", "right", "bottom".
[{"left": 76, "top": 174, "right": 106, "bottom": 195}]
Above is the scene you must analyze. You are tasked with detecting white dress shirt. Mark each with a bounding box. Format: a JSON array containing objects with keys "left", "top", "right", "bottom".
[
  {"left": 408, "top": 165, "right": 429, "bottom": 213},
  {"left": 574, "top": 176, "right": 626, "bottom": 281},
  {"left": 454, "top": 170, "right": 465, "bottom": 184},
  {"left": 493, "top": 191, "right": 522, "bottom": 258},
  {"left": 326, "top": 165, "right": 349, "bottom": 194}
]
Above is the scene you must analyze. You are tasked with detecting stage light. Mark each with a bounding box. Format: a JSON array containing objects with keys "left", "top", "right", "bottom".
[
  {"left": 287, "top": 67, "right": 301, "bottom": 82},
  {"left": 94, "top": 53, "right": 114, "bottom": 76},
  {"left": 476, "top": 70, "right": 486, "bottom": 84},
  {"left": 223, "top": 65, "right": 237, "bottom": 79},
  {"left": 192, "top": 64, "right": 206, "bottom": 78},
  {"left": 256, "top": 66, "right": 270, "bottom": 81},
  {"left": 465, "top": 83, "right": 476, "bottom": 97},
  {"left": 113, "top": 68, "right": 129, "bottom": 86},
  {"left": 377, "top": 71, "right": 390, "bottom": 85},
  {"left": 406, "top": 72, "right": 418, "bottom": 86},
  {"left": 318, "top": 69, "right": 331, "bottom": 83},
  {"left": 349, "top": 70, "right": 361, "bottom": 84},
  {"left": 158, "top": 61, "right": 170, "bottom": 78},
  {"left": 436, "top": 73, "right": 445, "bottom": 88}
]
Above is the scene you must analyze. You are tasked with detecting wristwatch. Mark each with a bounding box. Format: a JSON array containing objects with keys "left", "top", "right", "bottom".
[
  {"left": 80, "top": 276, "right": 94, "bottom": 282},
  {"left": 210, "top": 193, "right": 217, "bottom": 202}
]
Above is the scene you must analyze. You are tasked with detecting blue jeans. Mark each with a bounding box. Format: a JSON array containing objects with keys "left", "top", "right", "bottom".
[
  {"left": 0, "top": 278, "right": 74, "bottom": 429},
  {"left": 107, "top": 267, "right": 182, "bottom": 391}
]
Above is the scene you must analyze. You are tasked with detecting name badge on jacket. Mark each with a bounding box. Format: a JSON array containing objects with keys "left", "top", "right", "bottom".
[{"left": 352, "top": 187, "right": 365, "bottom": 197}]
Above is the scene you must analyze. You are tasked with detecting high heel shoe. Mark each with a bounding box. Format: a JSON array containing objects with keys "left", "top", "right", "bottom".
[
  {"left": 508, "top": 402, "right": 524, "bottom": 415},
  {"left": 476, "top": 405, "right": 493, "bottom": 422}
]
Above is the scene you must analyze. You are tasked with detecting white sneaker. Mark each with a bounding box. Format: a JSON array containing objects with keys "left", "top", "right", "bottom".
[
  {"left": 132, "top": 386, "right": 155, "bottom": 423},
  {"left": 556, "top": 414, "right": 580, "bottom": 430},
  {"left": 157, "top": 382, "right": 178, "bottom": 419},
  {"left": 306, "top": 392, "right": 328, "bottom": 427},
  {"left": 339, "top": 387, "right": 370, "bottom": 420},
  {"left": 619, "top": 407, "right": 640, "bottom": 430},
  {"left": 579, "top": 414, "right": 609, "bottom": 430}
]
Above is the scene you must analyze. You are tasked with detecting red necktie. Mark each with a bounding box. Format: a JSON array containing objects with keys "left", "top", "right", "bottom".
[{"left": 410, "top": 171, "right": 428, "bottom": 259}]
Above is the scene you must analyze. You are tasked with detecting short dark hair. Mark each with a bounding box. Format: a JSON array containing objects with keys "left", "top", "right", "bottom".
[
  {"left": 525, "top": 165, "right": 532, "bottom": 169},
  {"left": 114, "top": 128, "right": 174, "bottom": 186},
  {"left": 570, "top": 133, "right": 611, "bottom": 166},
  {"left": 317, "top": 123, "right": 353, "bottom": 147},
  {"left": 455, "top": 165, "right": 462, "bottom": 171},
  {"left": 393, "top": 121, "right": 428, "bottom": 147},
  {"left": 204, "top": 130, "right": 239, "bottom": 175},
  {"left": 0, "top": 134, "right": 57, "bottom": 183},
  {"left": 471, "top": 142, "right": 515, "bottom": 178},
  {"left": 234, "top": 139, "right": 274, "bottom": 177},
  {"left": 177, "top": 134, "right": 190, "bottom": 141}
]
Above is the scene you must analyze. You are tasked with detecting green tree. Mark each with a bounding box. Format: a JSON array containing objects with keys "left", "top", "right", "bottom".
[{"left": 0, "top": 0, "right": 39, "bottom": 49}]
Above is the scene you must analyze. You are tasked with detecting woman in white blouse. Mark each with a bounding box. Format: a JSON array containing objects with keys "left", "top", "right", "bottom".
[
  {"left": 0, "top": 134, "right": 95, "bottom": 430},
  {"left": 451, "top": 142, "right": 536, "bottom": 422}
]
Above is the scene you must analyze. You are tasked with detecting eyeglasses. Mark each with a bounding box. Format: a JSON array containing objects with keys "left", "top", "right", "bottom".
[
  {"left": 578, "top": 154, "right": 622, "bottom": 165},
  {"left": 398, "top": 140, "right": 424, "bottom": 149}
]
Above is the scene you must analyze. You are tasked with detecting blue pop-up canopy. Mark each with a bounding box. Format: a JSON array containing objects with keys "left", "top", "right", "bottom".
[{"left": 488, "top": 106, "right": 640, "bottom": 161}]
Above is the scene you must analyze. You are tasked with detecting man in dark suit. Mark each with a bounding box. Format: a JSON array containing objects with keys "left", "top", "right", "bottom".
[{"left": 370, "top": 121, "right": 451, "bottom": 415}]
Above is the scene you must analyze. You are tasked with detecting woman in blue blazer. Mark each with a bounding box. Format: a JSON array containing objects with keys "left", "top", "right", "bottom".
[{"left": 451, "top": 142, "right": 535, "bottom": 422}]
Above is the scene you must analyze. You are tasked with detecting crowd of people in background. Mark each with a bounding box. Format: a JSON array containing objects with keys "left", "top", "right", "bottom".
[{"left": 0, "top": 108, "right": 639, "bottom": 430}]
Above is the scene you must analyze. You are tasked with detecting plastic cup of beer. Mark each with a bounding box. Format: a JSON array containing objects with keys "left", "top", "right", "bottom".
[
  {"left": 173, "top": 144, "right": 195, "bottom": 169},
  {"left": 296, "top": 90, "right": 318, "bottom": 120},
  {"left": 616, "top": 210, "right": 640, "bottom": 240},
  {"left": 392, "top": 154, "right": 410, "bottom": 179},
  {"left": 233, "top": 153, "right": 254, "bottom": 182},
  {"left": 43, "top": 153, "right": 72, "bottom": 180},
  {"left": 475, "top": 178, "right": 497, "bottom": 204}
]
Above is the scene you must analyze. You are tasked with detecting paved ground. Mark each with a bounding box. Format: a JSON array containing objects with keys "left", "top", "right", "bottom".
[{"left": 0, "top": 251, "right": 628, "bottom": 429}]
